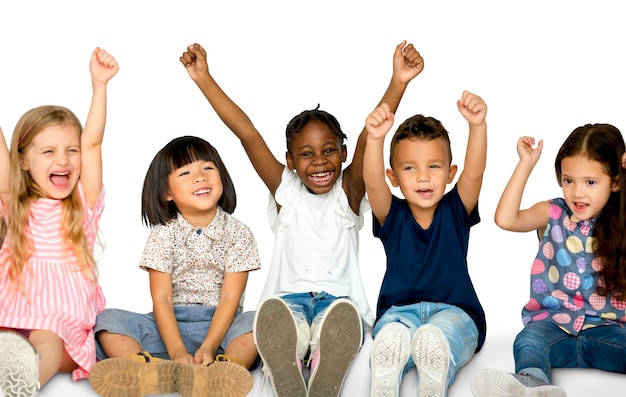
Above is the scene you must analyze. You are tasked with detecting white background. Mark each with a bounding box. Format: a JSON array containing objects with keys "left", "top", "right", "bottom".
[{"left": 1, "top": 1, "right": 625, "bottom": 396}]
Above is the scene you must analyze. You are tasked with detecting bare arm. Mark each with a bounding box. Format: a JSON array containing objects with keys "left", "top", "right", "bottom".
[
  {"left": 363, "top": 103, "right": 395, "bottom": 224},
  {"left": 344, "top": 41, "right": 424, "bottom": 212},
  {"left": 455, "top": 91, "right": 487, "bottom": 214},
  {"left": 194, "top": 271, "right": 248, "bottom": 365},
  {"left": 148, "top": 269, "right": 194, "bottom": 364},
  {"left": 0, "top": 127, "right": 9, "bottom": 204},
  {"left": 494, "top": 136, "right": 550, "bottom": 232},
  {"left": 81, "top": 47, "right": 118, "bottom": 209},
  {"left": 181, "top": 44, "right": 283, "bottom": 196}
]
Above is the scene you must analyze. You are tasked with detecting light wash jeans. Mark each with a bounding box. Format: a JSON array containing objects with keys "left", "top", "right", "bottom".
[
  {"left": 95, "top": 306, "right": 255, "bottom": 363},
  {"left": 280, "top": 292, "right": 363, "bottom": 360},
  {"left": 372, "top": 302, "right": 478, "bottom": 385},
  {"left": 514, "top": 320, "right": 626, "bottom": 383}
]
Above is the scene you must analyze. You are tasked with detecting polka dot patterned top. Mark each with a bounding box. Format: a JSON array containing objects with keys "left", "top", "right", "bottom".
[{"left": 522, "top": 198, "right": 626, "bottom": 334}]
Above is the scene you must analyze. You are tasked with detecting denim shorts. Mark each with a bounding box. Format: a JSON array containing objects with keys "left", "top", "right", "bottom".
[{"left": 94, "top": 306, "right": 254, "bottom": 361}]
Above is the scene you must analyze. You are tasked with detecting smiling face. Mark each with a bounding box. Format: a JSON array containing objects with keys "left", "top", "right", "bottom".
[
  {"left": 560, "top": 155, "right": 619, "bottom": 221},
  {"left": 286, "top": 119, "right": 347, "bottom": 194},
  {"left": 387, "top": 137, "right": 457, "bottom": 218},
  {"left": 19, "top": 122, "right": 81, "bottom": 200},
  {"left": 166, "top": 159, "right": 223, "bottom": 226}
]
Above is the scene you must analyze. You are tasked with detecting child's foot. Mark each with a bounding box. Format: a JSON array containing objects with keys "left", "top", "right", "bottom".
[
  {"left": 0, "top": 331, "right": 39, "bottom": 397},
  {"left": 254, "top": 297, "right": 306, "bottom": 397},
  {"left": 411, "top": 324, "right": 450, "bottom": 397},
  {"left": 370, "top": 322, "right": 410, "bottom": 397},
  {"left": 175, "top": 359, "right": 253, "bottom": 397},
  {"left": 470, "top": 368, "right": 567, "bottom": 397},
  {"left": 308, "top": 299, "right": 362, "bottom": 397},
  {"left": 89, "top": 351, "right": 179, "bottom": 397}
]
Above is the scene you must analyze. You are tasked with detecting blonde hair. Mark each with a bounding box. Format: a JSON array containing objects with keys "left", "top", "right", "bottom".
[{"left": 0, "top": 105, "right": 97, "bottom": 293}]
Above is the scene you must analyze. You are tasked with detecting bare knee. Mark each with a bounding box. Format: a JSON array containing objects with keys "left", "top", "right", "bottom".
[{"left": 97, "top": 331, "right": 142, "bottom": 358}]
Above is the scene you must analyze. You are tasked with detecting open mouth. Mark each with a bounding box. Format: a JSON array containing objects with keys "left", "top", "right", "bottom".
[
  {"left": 50, "top": 172, "right": 70, "bottom": 188},
  {"left": 309, "top": 171, "right": 332, "bottom": 185},
  {"left": 193, "top": 188, "right": 211, "bottom": 196}
]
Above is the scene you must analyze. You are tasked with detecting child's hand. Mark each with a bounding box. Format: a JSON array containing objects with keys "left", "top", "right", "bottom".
[
  {"left": 457, "top": 90, "right": 487, "bottom": 127},
  {"left": 516, "top": 136, "right": 543, "bottom": 165},
  {"left": 170, "top": 349, "right": 195, "bottom": 365},
  {"left": 180, "top": 43, "right": 209, "bottom": 81},
  {"left": 193, "top": 346, "right": 214, "bottom": 366},
  {"left": 90, "top": 47, "right": 119, "bottom": 85},
  {"left": 366, "top": 103, "right": 394, "bottom": 140},
  {"left": 393, "top": 41, "right": 424, "bottom": 85}
]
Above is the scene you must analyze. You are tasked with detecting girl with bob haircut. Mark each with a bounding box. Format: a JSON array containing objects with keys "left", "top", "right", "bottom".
[{"left": 90, "top": 136, "right": 262, "bottom": 397}]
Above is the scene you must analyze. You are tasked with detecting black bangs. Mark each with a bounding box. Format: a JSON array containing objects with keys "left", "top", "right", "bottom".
[{"left": 167, "top": 136, "right": 219, "bottom": 171}]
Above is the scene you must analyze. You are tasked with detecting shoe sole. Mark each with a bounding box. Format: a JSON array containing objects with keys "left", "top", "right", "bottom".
[
  {"left": 0, "top": 331, "right": 39, "bottom": 397},
  {"left": 412, "top": 325, "right": 450, "bottom": 397},
  {"left": 308, "top": 299, "right": 362, "bottom": 397},
  {"left": 253, "top": 297, "right": 306, "bottom": 397},
  {"left": 89, "top": 357, "right": 178, "bottom": 397},
  {"left": 176, "top": 361, "right": 253, "bottom": 397},
  {"left": 470, "top": 369, "right": 567, "bottom": 397},
  {"left": 371, "top": 323, "right": 410, "bottom": 397}
]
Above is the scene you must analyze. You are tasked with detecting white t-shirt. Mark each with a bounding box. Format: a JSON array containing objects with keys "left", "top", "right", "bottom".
[{"left": 260, "top": 167, "right": 374, "bottom": 327}]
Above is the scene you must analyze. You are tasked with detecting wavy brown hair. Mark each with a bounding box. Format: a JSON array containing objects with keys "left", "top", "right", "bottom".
[
  {"left": 555, "top": 123, "right": 626, "bottom": 299},
  {"left": 0, "top": 105, "right": 96, "bottom": 293}
]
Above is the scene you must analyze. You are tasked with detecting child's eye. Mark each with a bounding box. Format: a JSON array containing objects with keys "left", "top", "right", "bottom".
[
  {"left": 587, "top": 180, "right": 596, "bottom": 186},
  {"left": 301, "top": 151, "right": 313, "bottom": 157},
  {"left": 178, "top": 170, "right": 190, "bottom": 177},
  {"left": 324, "top": 148, "right": 336, "bottom": 155},
  {"left": 562, "top": 178, "right": 572, "bottom": 184}
]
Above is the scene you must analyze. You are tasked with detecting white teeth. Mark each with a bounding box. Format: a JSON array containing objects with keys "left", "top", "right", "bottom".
[{"left": 194, "top": 189, "right": 210, "bottom": 195}]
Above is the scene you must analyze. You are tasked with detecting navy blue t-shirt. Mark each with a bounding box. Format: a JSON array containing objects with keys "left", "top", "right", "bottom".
[{"left": 373, "top": 185, "right": 486, "bottom": 351}]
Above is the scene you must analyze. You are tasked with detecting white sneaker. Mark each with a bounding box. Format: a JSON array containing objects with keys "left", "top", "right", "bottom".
[
  {"left": 470, "top": 368, "right": 567, "bottom": 397},
  {"left": 0, "top": 331, "right": 39, "bottom": 397},
  {"left": 371, "top": 322, "right": 410, "bottom": 397},
  {"left": 254, "top": 297, "right": 306, "bottom": 397},
  {"left": 412, "top": 325, "right": 450, "bottom": 397},
  {"left": 308, "top": 299, "right": 362, "bottom": 397}
]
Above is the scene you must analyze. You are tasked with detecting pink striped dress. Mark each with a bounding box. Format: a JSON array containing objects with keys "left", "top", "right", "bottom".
[{"left": 0, "top": 182, "right": 106, "bottom": 381}]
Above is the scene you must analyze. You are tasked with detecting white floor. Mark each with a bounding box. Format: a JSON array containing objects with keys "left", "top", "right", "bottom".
[{"left": 40, "top": 328, "right": 624, "bottom": 397}]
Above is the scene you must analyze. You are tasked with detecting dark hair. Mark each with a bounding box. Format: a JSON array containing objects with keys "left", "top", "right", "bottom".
[
  {"left": 389, "top": 114, "right": 452, "bottom": 168},
  {"left": 285, "top": 105, "right": 347, "bottom": 153},
  {"left": 141, "top": 136, "right": 237, "bottom": 226},
  {"left": 555, "top": 123, "right": 626, "bottom": 298}
]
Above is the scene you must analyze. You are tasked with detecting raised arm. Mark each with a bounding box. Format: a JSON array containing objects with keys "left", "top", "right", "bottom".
[
  {"left": 180, "top": 44, "right": 283, "bottom": 196},
  {"left": 494, "top": 136, "right": 550, "bottom": 232},
  {"left": 344, "top": 41, "right": 424, "bottom": 212},
  {"left": 0, "top": 127, "right": 9, "bottom": 204},
  {"left": 363, "top": 103, "right": 395, "bottom": 224},
  {"left": 455, "top": 90, "right": 488, "bottom": 215},
  {"left": 81, "top": 47, "right": 118, "bottom": 209}
]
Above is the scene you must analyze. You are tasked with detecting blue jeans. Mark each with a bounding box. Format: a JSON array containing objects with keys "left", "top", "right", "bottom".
[
  {"left": 95, "top": 306, "right": 256, "bottom": 363},
  {"left": 279, "top": 292, "right": 364, "bottom": 358},
  {"left": 514, "top": 320, "right": 626, "bottom": 382},
  {"left": 372, "top": 302, "right": 478, "bottom": 385}
]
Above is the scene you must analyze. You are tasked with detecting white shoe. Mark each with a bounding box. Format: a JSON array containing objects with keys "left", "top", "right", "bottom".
[
  {"left": 308, "top": 299, "right": 362, "bottom": 397},
  {"left": 0, "top": 331, "right": 39, "bottom": 397},
  {"left": 470, "top": 368, "right": 567, "bottom": 397},
  {"left": 412, "top": 325, "right": 450, "bottom": 397},
  {"left": 371, "top": 322, "right": 410, "bottom": 397},
  {"left": 254, "top": 297, "right": 306, "bottom": 397}
]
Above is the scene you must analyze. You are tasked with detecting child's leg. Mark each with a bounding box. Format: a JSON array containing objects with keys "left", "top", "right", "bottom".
[
  {"left": 471, "top": 321, "right": 568, "bottom": 397},
  {"left": 216, "top": 310, "right": 258, "bottom": 369},
  {"left": 410, "top": 303, "right": 478, "bottom": 397},
  {"left": 578, "top": 324, "right": 626, "bottom": 373},
  {"left": 29, "top": 329, "right": 77, "bottom": 386},
  {"left": 308, "top": 296, "right": 362, "bottom": 397},
  {"left": 96, "top": 331, "right": 142, "bottom": 359},
  {"left": 254, "top": 295, "right": 308, "bottom": 397}
]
